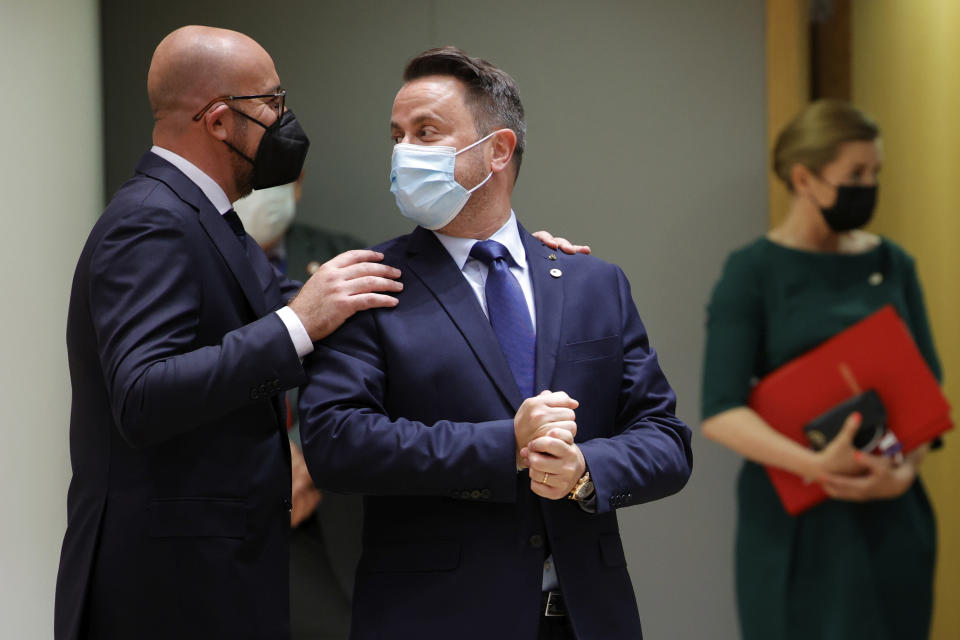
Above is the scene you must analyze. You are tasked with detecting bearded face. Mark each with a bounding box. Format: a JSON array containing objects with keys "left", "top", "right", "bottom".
[{"left": 228, "top": 115, "right": 256, "bottom": 199}]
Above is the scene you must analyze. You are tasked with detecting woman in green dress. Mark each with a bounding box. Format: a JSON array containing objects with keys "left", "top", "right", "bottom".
[{"left": 701, "top": 99, "right": 942, "bottom": 640}]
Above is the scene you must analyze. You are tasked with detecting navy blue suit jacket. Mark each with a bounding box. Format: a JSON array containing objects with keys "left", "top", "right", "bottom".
[
  {"left": 55, "top": 152, "right": 306, "bottom": 639},
  {"left": 299, "top": 225, "right": 692, "bottom": 639}
]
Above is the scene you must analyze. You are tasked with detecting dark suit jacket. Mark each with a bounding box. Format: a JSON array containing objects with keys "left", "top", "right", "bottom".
[
  {"left": 299, "top": 225, "right": 693, "bottom": 640},
  {"left": 55, "top": 151, "right": 306, "bottom": 640}
]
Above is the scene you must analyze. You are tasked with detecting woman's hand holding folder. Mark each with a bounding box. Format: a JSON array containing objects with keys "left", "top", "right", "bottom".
[{"left": 820, "top": 445, "right": 927, "bottom": 502}]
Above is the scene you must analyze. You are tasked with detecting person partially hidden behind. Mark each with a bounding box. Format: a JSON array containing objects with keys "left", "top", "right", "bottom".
[
  {"left": 54, "top": 26, "right": 402, "bottom": 640},
  {"left": 235, "top": 178, "right": 364, "bottom": 640},
  {"left": 298, "top": 46, "right": 693, "bottom": 640}
]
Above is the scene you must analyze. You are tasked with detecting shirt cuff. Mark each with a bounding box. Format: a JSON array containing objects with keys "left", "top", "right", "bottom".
[{"left": 276, "top": 306, "right": 314, "bottom": 359}]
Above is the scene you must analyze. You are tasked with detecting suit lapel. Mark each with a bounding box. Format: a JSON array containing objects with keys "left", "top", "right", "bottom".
[
  {"left": 136, "top": 152, "right": 284, "bottom": 434},
  {"left": 519, "top": 225, "right": 565, "bottom": 393},
  {"left": 405, "top": 227, "right": 524, "bottom": 410},
  {"left": 135, "top": 152, "right": 269, "bottom": 318},
  {"left": 196, "top": 207, "right": 270, "bottom": 318}
]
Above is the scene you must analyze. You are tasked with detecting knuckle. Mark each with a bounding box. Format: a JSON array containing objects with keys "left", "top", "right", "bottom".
[{"left": 359, "top": 294, "right": 381, "bottom": 309}]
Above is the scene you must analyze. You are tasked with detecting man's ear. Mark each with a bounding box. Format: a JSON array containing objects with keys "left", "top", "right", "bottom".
[
  {"left": 489, "top": 128, "right": 517, "bottom": 174},
  {"left": 203, "top": 103, "right": 232, "bottom": 141}
]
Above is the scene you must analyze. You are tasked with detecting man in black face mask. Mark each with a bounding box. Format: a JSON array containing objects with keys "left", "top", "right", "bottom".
[
  {"left": 54, "top": 25, "right": 402, "bottom": 640},
  {"left": 215, "top": 90, "right": 311, "bottom": 195}
]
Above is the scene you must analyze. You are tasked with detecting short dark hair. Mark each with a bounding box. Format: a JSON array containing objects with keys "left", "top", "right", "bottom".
[{"left": 403, "top": 46, "right": 526, "bottom": 180}]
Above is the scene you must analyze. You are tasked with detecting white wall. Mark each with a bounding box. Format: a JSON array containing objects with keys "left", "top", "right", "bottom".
[{"left": 0, "top": 1, "right": 102, "bottom": 637}]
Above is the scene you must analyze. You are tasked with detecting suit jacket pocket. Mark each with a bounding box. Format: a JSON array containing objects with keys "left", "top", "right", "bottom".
[
  {"left": 598, "top": 532, "right": 627, "bottom": 568},
  {"left": 560, "top": 336, "right": 620, "bottom": 363},
  {"left": 148, "top": 497, "right": 248, "bottom": 539},
  {"left": 362, "top": 539, "right": 460, "bottom": 573}
]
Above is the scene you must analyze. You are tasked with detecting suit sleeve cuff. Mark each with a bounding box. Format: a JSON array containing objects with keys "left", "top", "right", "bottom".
[{"left": 276, "top": 306, "right": 314, "bottom": 359}]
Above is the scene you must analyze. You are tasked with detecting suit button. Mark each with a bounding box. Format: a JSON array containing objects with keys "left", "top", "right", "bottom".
[
  {"left": 470, "top": 490, "right": 481, "bottom": 500},
  {"left": 282, "top": 498, "right": 292, "bottom": 512},
  {"left": 480, "top": 489, "right": 491, "bottom": 500},
  {"left": 529, "top": 534, "right": 544, "bottom": 549},
  {"left": 259, "top": 383, "right": 268, "bottom": 396},
  {"left": 250, "top": 388, "right": 260, "bottom": 400}
]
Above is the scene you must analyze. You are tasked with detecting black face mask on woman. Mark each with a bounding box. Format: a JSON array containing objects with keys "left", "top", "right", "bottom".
[
  {"left": 818, "top": 183, "right": 878, "bottom": 232},
  {"left": 226, "top": 109, "right": 311, "bottom": 190}
]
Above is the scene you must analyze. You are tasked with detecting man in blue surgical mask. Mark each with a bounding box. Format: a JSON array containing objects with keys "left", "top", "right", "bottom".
[{"left": 298, "top": 47, "right": 693, "bottom": 640}]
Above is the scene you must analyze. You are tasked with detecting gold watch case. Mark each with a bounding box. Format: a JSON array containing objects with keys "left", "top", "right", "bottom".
[{"left": 568, "top": 471, "right": 594, "bottom": 501}]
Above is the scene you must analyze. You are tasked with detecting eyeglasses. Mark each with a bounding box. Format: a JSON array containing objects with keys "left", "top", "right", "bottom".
[{"left": 192, "top": 90, "right": 286, "bottom": 122}]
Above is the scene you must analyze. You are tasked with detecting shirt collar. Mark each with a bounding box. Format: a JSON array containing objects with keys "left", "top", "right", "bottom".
[
  {"left": 433, "top": 210, "right": 527, "bottom": 271},
  {"left": 150, "top": 146, "right": 233, "bottom": 215}
]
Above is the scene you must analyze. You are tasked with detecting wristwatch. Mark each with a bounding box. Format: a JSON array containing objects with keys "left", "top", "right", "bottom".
[{"left": 567, "top": 471, "right": 594, "bottom": 501}]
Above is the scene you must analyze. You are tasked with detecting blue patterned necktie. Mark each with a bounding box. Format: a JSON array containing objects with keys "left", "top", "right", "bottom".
[{"left": 469, "top": 239, "right": 536, "bottom": 398}]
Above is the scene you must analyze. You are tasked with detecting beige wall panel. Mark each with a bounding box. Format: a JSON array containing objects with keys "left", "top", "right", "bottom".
[
  {"left": 766, "top": 0, "right": 810, "bottom": 226},
  {"left": 852, "top": 2, "right": 960, "bottom": 638}
]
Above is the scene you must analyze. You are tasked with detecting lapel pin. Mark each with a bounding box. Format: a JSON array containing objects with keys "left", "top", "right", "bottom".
[
  {"left": 548, "top": 253, "right": 557, "bottom": 261},
  {"left": 550, "top": 268, "right": 562, "bottom": 278},
  {"left": 868, "top": 272, "right": 883, "bottom": 286}
]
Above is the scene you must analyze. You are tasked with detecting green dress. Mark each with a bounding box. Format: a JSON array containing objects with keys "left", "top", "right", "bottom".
[{"left": 702, "top": 237, "right": 941, "bottom": 640}]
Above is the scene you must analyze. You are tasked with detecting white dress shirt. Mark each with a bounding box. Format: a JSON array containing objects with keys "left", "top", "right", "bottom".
[
  {"left": 433, "top": 211, "right": 559, "bottom": 592},
  {"left": 151, "top": 146, "right": 313, "bottom": 358},
  {"left": 432, "top": 211, "right": 536, "bottom": 325}
]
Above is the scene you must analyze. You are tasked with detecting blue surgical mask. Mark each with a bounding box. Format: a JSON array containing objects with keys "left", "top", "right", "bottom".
[{"left": 389, "top": 132, "right": 496, "bottom": 230}]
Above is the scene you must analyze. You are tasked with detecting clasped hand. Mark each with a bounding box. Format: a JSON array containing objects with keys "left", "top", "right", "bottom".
[
  {"left": 814, "top": 411, "right": 917, "bottom": 501},
  {"left": 514, "top": 390, "right": 586, "bottom": 500}
]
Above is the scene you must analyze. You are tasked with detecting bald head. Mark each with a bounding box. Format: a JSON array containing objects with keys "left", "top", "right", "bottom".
[{"left": 148, "top": 26, "right": 278, "bottom": 123}]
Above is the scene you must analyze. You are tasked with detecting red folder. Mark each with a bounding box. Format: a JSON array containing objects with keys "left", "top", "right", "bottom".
[{"left": 747, "top": 305, "right": 952, "bottom": 515}]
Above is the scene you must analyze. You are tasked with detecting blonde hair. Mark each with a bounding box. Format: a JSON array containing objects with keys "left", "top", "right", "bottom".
[{"left": 773, "top": 99, "right": 880, "bottom": 191}]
